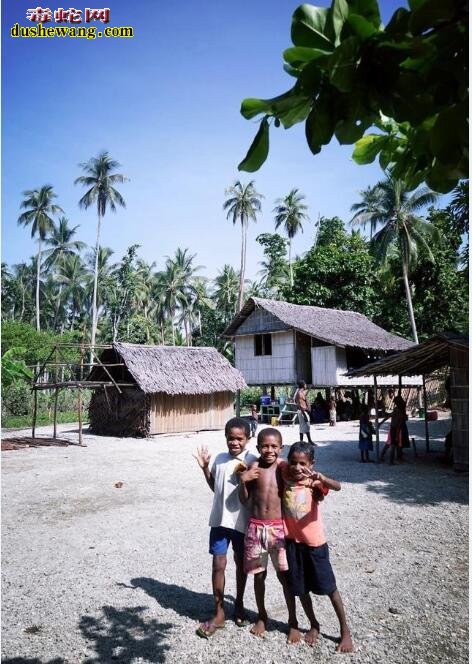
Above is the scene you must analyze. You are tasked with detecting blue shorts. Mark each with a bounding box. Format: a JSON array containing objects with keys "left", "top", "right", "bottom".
[
  {"left": 286, "top": 540, "right": 337, "bottom": 596},
  {"left": 209, "top": 526, "right": 245, "bottom": 557}
]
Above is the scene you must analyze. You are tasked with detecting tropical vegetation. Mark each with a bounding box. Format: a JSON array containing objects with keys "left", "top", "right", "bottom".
[
  {"left": 2, "top": 157, "right": 468, "bottom": 427},
  {"left": 238, "top": 0, "right": 467, "bottom": 194}
]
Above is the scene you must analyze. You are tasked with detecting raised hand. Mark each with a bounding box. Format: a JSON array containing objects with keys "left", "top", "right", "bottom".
[
  {"left": 240, "top": 465, "right": 260, "bottom": 483},
  {"left": 193, "top": 445, "right": 211, "bottom": 469}
]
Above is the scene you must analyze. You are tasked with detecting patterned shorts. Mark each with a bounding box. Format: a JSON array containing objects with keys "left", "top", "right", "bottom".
[{"left": 244, "top": 517, "right": 288, "bottom": 574}]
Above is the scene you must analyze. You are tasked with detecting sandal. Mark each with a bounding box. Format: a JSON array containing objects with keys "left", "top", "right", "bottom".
[{"left": 196, "top": 621, "right": 225, "bottom": 639}]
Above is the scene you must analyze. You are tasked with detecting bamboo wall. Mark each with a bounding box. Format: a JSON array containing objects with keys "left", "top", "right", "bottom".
[
  {"left": 311, "top": 346, "right": 422, "bottom": 386},
  {"left": 234, "top": 331, "right": 296, "bottom": 385},
  {"left": 450, "top": 346, "right": 468, "bottom": 471},
  {"left": 149, "top": 391, "right": 234, "bottom": 434}
]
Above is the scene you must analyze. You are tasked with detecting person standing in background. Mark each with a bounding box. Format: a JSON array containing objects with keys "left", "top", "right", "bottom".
[{"left": 294, "top": 381, "right": 315, "bottom": 445}]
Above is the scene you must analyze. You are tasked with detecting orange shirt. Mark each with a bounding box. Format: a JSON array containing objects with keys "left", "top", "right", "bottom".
[{"left": 280, "top": 462, "right": 326, "bottom": 547}]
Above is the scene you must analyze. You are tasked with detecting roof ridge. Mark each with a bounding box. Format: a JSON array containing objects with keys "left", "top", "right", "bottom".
[{"left": 114, "top": 342, "right": 217, "bottom": 351}]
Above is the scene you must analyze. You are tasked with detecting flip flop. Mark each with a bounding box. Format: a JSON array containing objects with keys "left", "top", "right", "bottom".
[
  {"left": 234, "top": 615, "right": 250, "bottom": 627},
  {"left": 196, "top": 621, "right": 225, "bottom": 639}
]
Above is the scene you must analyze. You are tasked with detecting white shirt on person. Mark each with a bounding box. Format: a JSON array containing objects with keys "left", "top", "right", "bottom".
[{"left": 208, "top": 448, "right": 258, "bottom": 534}]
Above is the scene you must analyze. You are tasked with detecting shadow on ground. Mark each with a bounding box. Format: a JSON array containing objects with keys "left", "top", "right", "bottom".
[
  {"left": 294, "top": 426, "right": 469, "bottom": 507},
  {"left": 128, "top": 577, "right": 291, "bottom": 635},
  {"left": 2, "top": 660, "right": 65, "bottom": 664},
  {"left": 78, "top": 604, "right": 172, "bottom": 663}
]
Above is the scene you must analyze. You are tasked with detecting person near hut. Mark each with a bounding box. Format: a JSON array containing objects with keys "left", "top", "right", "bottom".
[
  {"left": 194, "top": 417, "right": 258, "bottom": 637},
  {"left": 358, "top": 405, "right": 374, "bottom": 462},
  {"left": 249, "top": 404, "right": 258, "bottom": 438},
  {"left": 294, "top": 381, "right": 315, "bottom": 445},
  {"left": 380, "top": 395, "right": 409, "bottom": 464},
  {"left": 329, "top": 395, "right": 337, "bottom": 427}
]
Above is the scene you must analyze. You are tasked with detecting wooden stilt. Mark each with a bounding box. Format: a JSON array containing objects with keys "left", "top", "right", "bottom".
[
  {"left": 78, "top": 346, "right": 84, "bottom": 446},
  {"left": 374, "top": 376, "right": 380, "bottom": 463},
  {"left": 32, "top": 388, "right": 38, "bottom": 440},
  {"left": 423, "top": 375, "right": 430, "bottom": 453},
  {"left": 53, "top": 387, "right": 59, "bottom": 439},
  {"left": 236, "top": 389, "right": 241, "bottom": 417}
]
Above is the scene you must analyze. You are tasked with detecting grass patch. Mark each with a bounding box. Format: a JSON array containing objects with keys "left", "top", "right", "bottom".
[{"left": 1, "top": 411, "right": 89, "bottom": 430}]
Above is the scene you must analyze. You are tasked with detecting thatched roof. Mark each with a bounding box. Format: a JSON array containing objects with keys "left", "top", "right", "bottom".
[
  {"left": 223, "top": 297, "right": 413, "bottom": 352},
  {"left": 347, "top": 333, "right": 468, "bottom": 377},
  {"left": 91, "top": 343, "right": 247, "bottom": 395}
]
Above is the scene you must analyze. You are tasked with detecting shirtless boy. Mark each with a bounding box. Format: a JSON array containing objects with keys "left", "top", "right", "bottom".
[{"left": 239, "top": 428, "right": 300, "bottom": 643}]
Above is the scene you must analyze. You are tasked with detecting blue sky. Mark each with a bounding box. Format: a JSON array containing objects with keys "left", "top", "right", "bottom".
[{"left": 3, "top": 0, "right": 433, "bottom": 281}]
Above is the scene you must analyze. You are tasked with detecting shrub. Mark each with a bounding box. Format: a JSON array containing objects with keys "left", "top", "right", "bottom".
[{"left": 2, "top": 382, "right": 33, "bottom": 416}]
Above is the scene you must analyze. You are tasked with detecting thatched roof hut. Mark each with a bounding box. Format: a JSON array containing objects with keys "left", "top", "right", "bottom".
[
  {"left": 223, "top": 297, "right": 416, "bottom": 387},
  {"left": 87, "top": 343, "right": 246, "bottom": 436}
]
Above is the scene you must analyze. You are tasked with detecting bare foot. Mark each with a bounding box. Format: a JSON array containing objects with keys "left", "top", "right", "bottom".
[
  {"left": 287, "top": 626, "right": 301, "bottom": 644},
  {"left": 305, "top": 623, "right": 320, "bottom": 646},
  {"left": 335, "top": 631, "right": 354, "bottom": 653},
  {"left": 250, "top": 615, "right": 267, "bottom": 637}
]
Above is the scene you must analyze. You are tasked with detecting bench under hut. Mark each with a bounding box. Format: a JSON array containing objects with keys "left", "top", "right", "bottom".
[{"left": 87, "top": 342, "right": 247, "bottom": 436}]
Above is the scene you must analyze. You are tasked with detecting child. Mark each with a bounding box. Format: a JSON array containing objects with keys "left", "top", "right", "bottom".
[
  {"left": 194, "top": 417, "right": 258, "bottom": 638},
  {"left": 359, "top": 404, "right": 374, "bottom": 462},
  {"left": 329, "top": 396, "right": 337, "bottom": 427},
  {"left": 238, "top": 428, "right": 299, "bottom": 642},
  {"left": 249, "top": 404, "right": 258, "bottom": 438},
  {"left": 281, "top": 442, "right": 353, "bottom": 652}
]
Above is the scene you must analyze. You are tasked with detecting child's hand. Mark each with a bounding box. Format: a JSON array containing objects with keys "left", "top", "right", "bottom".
[
  {"left": 193, "top": 445, "right": 211, "bottom": 469},
  {"left": 313, "top": 471, "right": 326, "bottom": 484},
  {"left": 300, "top": 466, "right": 319, "bottom": 482},
  {"left": 240, "top": 466, "right": 260, "bottom": 483}
]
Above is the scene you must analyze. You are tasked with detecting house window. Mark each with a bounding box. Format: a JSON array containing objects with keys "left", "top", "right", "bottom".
[{"left": 254, "top": 333, "right": 272, "bottom": 356}]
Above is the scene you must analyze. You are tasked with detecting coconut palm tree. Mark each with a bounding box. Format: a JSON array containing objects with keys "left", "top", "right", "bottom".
[
  {"left": 350, "top": 185, "right": 383, "bottom": 239},
  {"left": 43, "top": 217, "right": 86, "bottom": 269},
  {"left": 160, "top": 260, "right": 184, "bottom": 345},
  {"left": 56, "top": 253, "right": 88, "bottom": 330},
  {"left": 43, "top": 217, "right": 86, "bottom": 329},
  {"left": 213, "top": 264, "right": 239, "bottom": 323},
  {"left": 75, "top": 151, "right": 128, "bottom": 348},
  {"left": 448, "top": 180, "right": 469, "bottom": 265},
  {"left": 351, "top": 175, "right": 438, "bottom": 343},
  {"left": 273, "top": 188, "right": 309, "bottom": 287},
  {"left": 161, "top": 248, "right": 203, "bottom": 344},
  {"left": 17, "top": 185, "right": 63, "bottom": 331},
  {"left": 224, "top": 180, "right": 263, "bottom": 310}
]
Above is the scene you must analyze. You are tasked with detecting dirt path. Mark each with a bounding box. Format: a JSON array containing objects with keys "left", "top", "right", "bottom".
[{"left": 1, "top": 418, "right": 468, "bottom": 663}]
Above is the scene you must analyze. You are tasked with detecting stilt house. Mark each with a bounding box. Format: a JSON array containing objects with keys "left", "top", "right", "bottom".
[
  {"left": 87, "top": 343, "right": 246, "bottom": 436},
  {"left": 223, "top": 297, "right": 417, "bottom": 387}
]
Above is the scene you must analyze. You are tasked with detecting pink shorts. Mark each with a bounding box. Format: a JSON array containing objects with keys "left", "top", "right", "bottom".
[{"left": 244, "top": 517, "right": 288, "bottom": 574}]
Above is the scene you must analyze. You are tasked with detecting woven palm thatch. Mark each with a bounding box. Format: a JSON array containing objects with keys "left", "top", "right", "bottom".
[
  {"left": 105, "top": 343, "right": 247, "bottom": 395},
  {"left": 223, "top": 297, "right": 413, "bottom": 352},
  {"left": 347, "top": 333, "right": 468, "bottom": 377}
]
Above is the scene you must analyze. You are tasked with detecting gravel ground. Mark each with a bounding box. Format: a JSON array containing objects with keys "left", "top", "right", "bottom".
[{"left": 1, "top": 417, "right": 468, "bottom": 664}]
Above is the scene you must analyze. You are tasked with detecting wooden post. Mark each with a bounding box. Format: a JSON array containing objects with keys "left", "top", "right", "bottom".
[
  {"left": 423, "top": 374, "right": 430, "bottom": 453},
  {"left": 32, "top": 388, "right": 38, "bottom": 440},
  {"left": 236, "top": 389, "right": 241, "bottom": 417},
  {"left": 78, "top": 346, "right": 84, "bottom": 446},
  {"left": 374, "top": 375, "right": 380, "bottom": 462},
  {"left": 53, "top": 387, "right": 59, "bottom": 439},
  {"left": 398, "top": 374, "right": 402, "bottom": 398}
]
